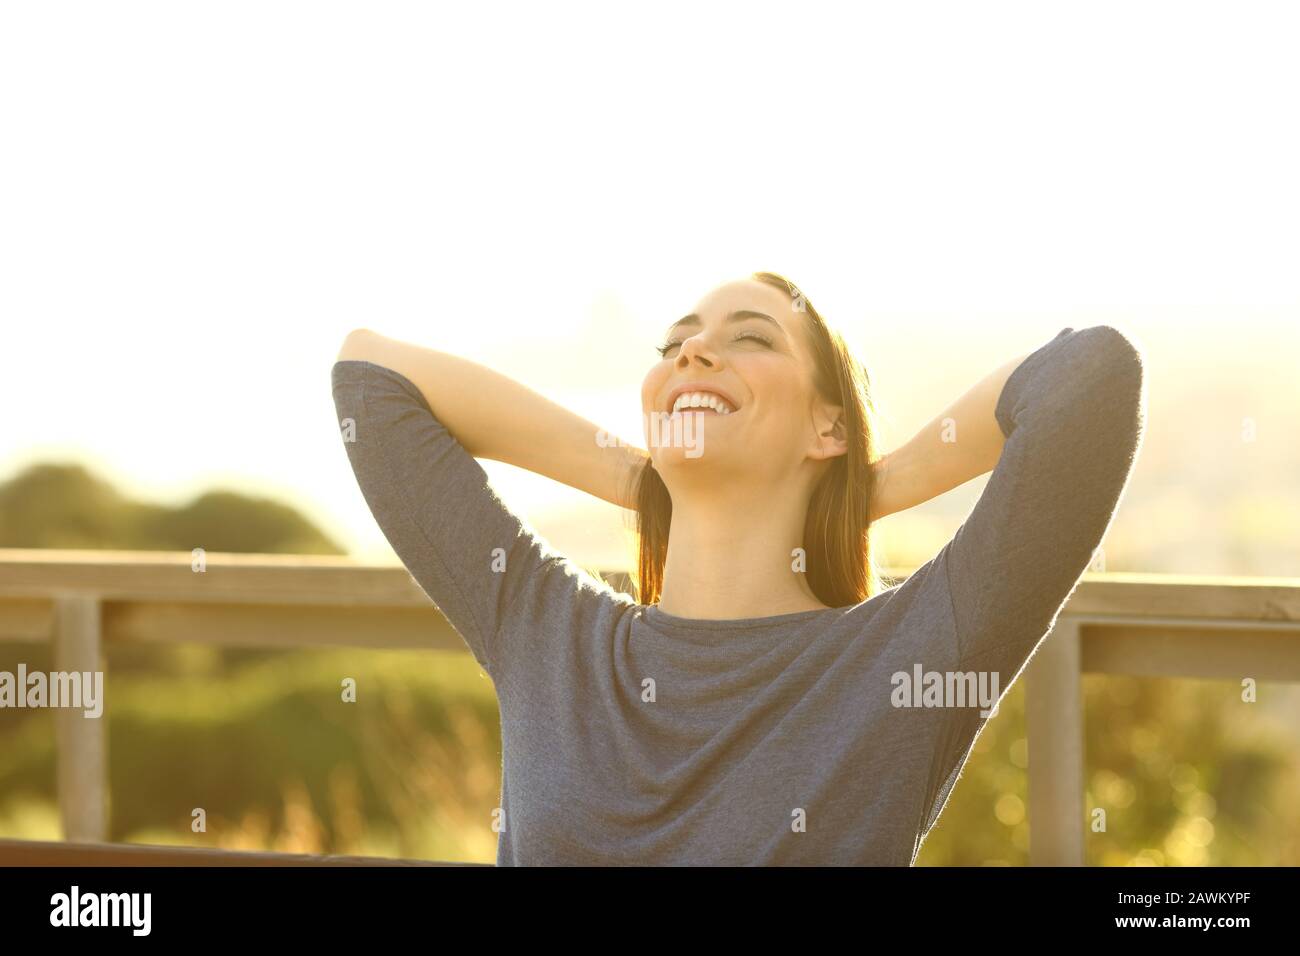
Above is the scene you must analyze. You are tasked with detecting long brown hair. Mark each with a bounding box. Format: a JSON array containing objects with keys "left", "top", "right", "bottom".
[{"left": 630, "top": 271, "right": 883, "bottom": 608}]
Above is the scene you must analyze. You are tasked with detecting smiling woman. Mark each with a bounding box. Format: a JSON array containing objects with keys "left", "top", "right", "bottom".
[
  {"left": 330, "top": 271, "right": 1145, "bottom": 865},
  {"left": 634, "top": 272, "right": 883, "bottom": 611}
]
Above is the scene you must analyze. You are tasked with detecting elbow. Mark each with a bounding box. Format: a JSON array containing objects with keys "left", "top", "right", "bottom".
[
  {"left": 1091, "top": 324, "right": 1143, "bottom": 365},
  {"left": 337, "top": 328, "right": 380, "bottom": 363},
  {"left": 1084, "top": 324, "right": 1145, "bottom": 393},
  {"left": 1085, "top": 324, "right": 1147, "bottom": 439}
]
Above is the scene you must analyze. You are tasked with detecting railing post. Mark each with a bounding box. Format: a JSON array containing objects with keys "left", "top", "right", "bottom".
[
  {"left": 54, "top": 594, "right": 107, "bottom": 842},
  {"left": 1025, "top": 617, "right": 1085, "bottom": 865}
]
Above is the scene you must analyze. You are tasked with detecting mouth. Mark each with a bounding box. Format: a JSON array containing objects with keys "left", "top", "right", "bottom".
[{"left": 666, "top": 388, "right": 740, "bottom": 416}]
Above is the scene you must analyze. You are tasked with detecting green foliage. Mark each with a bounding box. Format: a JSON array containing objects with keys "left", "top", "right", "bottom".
[
  {"left": 1, "top": 461, "right": 1296, "bottom": 863},
  {"left": 0, "top": 463, "right": 342, "bottom": 554},
  {"left": 916, "top": 675, "right": 1299, "bottom": 865},
  {"left": 0, "top": 646, "right": 503, "bottom": 862}
]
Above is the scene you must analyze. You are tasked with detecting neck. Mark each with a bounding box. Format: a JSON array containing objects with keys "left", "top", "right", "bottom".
[{"left": 654, "top": 481, "right": 827, "bottom": 620}]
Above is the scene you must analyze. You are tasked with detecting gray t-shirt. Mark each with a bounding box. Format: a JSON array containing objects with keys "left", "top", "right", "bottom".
[{"left": 331, "top": 324, "right": 1145, "bottom": 865}]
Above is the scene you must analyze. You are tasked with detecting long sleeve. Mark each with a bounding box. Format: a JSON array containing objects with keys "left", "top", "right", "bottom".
[
  {"left": 941, "top": 325, "right": 1146, "bottom": 674},
  {"left": 910, "top": 325, "right": 1145, "bottom": 850},
  {"left": 331, "top": 358, "right": 577, "bottom": 677}
]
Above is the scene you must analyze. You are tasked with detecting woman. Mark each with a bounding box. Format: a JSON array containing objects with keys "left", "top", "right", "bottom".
[{"left": 331, "top": 271, "right": 1146, "bottom": 865}]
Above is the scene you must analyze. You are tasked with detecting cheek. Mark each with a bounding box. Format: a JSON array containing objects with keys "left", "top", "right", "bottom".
[
  {"left": 640, "top": 366, "right": 667, "bottom": 413},
  {"left": 752, "top": 382, "right": 815, "bottom": 442},
  {"left": 753, "top": 405, "right": 801, "bottom": 442},
  {"left": 748, "top": 368, "right": 805, "bottom": 418}
]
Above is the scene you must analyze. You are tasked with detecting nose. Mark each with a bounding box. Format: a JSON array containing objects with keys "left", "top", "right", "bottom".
[{"left": 676, "top": 332, "right": 717, "bottom": 369}]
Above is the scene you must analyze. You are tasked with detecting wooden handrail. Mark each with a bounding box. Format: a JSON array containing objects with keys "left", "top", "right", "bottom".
[
  {"left": 0, "top": 837, "right": 477, "bottom": 866},
  {"left": 2, "top": 549, "right": 1298, "bottom": 865}
]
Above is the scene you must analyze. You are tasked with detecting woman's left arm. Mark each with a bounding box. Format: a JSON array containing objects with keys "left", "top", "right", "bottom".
[
  {"left": 924, "top": 326, "right": 1145, "bottom": 668},
  {"left": 868, "top": 348, "right": 1034, "bottom": 523},
  {"left": 897, "top": 326, "right": 1145, "bottom": 851}
]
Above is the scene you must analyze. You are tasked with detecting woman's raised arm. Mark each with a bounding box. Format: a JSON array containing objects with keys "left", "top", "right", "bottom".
[
  {"left": 868, "top": 348, "right": 1033, "bottom": 522},
  {"left": 337, "top": 329, "right": 648, "bottom": 510}
]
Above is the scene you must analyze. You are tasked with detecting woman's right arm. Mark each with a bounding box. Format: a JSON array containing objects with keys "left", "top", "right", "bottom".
[
  {"left": 337, "top": 329, "right": 648, "bottom": 509},
  {"left": 868, "top": 348, "right": 1033, "bottom": 522}
]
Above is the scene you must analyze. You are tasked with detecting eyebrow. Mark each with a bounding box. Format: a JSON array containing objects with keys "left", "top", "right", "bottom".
[{"left": 665, "top": 309, "right": 786, "bottom": 337}]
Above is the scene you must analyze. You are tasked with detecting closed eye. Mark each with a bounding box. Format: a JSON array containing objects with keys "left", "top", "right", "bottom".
[{"left": 656, "top": 329, "right": 774, "bottom": 358}]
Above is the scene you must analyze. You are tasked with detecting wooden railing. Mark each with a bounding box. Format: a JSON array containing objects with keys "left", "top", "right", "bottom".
[
  {"left": 0, "top": 837, "right": 453, "bottom": 866},
  {"left": 1, "top": 548, "right": 1298, "bottom": 865}
]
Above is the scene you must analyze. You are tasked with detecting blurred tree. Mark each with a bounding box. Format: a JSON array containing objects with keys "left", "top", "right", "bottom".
[{"left": 0, "top": 462, "right": 342, "bottom": 554}]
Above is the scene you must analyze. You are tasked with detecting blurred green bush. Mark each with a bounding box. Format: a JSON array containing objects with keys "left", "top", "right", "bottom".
[{"left": 1, "top": 462, "right": 1296, "bottom": 864}]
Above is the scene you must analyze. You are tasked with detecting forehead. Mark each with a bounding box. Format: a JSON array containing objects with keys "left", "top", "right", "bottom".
[{"left": 691, "top": 278, "right": 793, "bottom": 317}]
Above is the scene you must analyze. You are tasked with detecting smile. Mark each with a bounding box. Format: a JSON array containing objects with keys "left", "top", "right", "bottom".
[{"left": 668, "top": 390, "right": 738, "bottom": 415}]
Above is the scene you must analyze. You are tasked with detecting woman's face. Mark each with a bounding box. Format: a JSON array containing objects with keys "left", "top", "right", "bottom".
[{"left": 640, "top": 278, "right": 844, "bottom": 487}]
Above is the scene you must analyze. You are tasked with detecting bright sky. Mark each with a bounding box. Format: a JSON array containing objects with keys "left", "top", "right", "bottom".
[{"left": 2, "top": 1, "right": 1297, "bottom": 565}]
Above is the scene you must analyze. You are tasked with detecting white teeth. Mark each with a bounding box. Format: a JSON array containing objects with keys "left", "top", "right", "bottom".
[{"left": 671, "top": 391, "right": 734, "bottom": 415}]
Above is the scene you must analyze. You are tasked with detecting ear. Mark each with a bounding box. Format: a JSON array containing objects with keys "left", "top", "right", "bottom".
[{"left": 809, "top": 403, "right": 849, "bottom": 461}]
